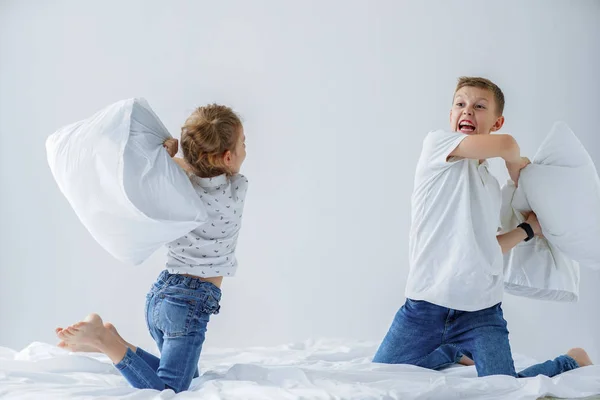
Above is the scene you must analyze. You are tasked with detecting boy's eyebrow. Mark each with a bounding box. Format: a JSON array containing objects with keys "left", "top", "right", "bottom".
[{"left": 454, "top": 96, "right": 491, "bottom": 103}]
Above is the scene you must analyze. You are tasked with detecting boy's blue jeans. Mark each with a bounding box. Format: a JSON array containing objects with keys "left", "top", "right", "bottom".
[
  {"left": 114, "top": 270, "right": 221, "bottom": 392},
  {"left": 373, "top": 298, "right": 579, "bottom": 377}
]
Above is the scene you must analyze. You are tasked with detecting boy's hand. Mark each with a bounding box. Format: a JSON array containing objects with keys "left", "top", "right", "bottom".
[
  {"left": 163, "top": 138, "right": 179, "bottom": 158},
  {"left": 506, "top": 157, "right": 530, "bottom": 187},
  {"left": 524, "top": 211, "right": 543, "bottom": 236}
]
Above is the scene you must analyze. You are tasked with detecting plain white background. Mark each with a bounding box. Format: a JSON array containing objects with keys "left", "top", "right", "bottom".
[{"left": 1, "top": 0, "right": 599, "bottom": 364}]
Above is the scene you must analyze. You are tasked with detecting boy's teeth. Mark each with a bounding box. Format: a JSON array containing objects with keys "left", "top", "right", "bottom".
[{"left": 459, "top": 121, "right": 475, "bottom": 131}]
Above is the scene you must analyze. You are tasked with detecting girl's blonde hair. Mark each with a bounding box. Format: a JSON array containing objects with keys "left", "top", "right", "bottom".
[{"left": 180, "top": 104, "right": 242, "bottom": 178}]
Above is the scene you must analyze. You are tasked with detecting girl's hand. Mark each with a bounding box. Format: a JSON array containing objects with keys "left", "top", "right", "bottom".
[
  {"left": 163, "top": 138, "right": 179, "bottom": 157},
  {"left": 506, "top": 157, "right": 530, "bottom": 187}
]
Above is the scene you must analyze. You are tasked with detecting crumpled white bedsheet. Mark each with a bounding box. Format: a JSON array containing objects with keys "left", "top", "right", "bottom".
[{"left": 1, "top": 339, "right": 599, "bottom": 399}]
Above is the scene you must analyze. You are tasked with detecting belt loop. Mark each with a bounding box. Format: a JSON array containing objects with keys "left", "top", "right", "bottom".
[{"left": 160, "top": 270, "right": 169, "bottom": 283}]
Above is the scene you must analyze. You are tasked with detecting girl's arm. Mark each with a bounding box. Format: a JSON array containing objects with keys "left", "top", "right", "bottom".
[
  {"left": 172, "top": 157, "right": 194, "bottom": 174},
  {"left": 162, "top": 138, "right": 194, "bottom": 173}
]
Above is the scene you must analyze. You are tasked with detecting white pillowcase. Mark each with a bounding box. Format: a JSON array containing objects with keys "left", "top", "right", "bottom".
[
  {"left": 46, "top": 98, "right": 207, "bottom": 265},
  {"left": 518, "top": 122, "right": 600, "bottom": 268},
  {"left": 501, "top": 121, "right": 600, "bottom": 301},
  {"left": 501, "top": 181, "right": 580, "bottom": 302}
]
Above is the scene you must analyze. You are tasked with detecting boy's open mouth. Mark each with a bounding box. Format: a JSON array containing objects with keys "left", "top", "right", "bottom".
[{"left": 459, "top": 120, "right": 476, "bottom": 133}]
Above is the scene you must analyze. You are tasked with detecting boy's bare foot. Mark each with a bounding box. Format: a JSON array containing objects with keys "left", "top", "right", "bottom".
[
  {"left": 458, "top": 355, "right": 475, "bottom": 366},
  {"left": 567, "top": 347, "right": 593, "bottom": 367},
  {"left": 55, "top": 322, "right": 118, "bottom": 352}
]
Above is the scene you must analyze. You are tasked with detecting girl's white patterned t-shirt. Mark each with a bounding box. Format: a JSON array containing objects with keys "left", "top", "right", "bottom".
[{"left": 166, "top": 173, "right": 248, "bottom": 277}]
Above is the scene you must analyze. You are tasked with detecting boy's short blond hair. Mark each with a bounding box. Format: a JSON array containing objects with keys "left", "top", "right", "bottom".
[{"left": 455, "top": 77, "right": 505, "bottom": 116}]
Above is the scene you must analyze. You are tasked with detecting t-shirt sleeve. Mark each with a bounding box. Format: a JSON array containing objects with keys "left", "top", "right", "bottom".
[
  {"left": 231, "top": 173, "right": 249, "bottom": 203},
  {"left": 420, "top": 130, "right": 469, "bottom": 172}
]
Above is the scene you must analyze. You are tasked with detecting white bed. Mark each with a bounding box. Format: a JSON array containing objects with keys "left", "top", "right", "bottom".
[{"left": 1, "top": 339, "right": 599, "bottom": 399}]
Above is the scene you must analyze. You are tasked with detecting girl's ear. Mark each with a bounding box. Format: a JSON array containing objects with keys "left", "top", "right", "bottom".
[{"left": 223, "top": 150, "right": 233, "bottom": 168}]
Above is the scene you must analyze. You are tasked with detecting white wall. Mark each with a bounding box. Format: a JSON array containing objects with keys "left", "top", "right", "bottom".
[{"left": 1, "top": 0, "right": 599, "bottom": 363}]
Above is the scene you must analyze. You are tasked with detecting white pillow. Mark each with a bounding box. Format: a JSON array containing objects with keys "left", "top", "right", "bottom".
[
  {"left": 517, "top": 122, "right": 600, "bottom": 269},
  {"left": 501, "top": 181, "right": 580, "bottom": 302},
  {"left": 46, "top": 98, "right": 207, "bottom": 265},
  {"left": 501, "top": 121, "right": 600, "bottom": 301}
]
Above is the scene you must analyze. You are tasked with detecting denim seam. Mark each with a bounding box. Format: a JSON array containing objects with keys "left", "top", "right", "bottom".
[
  {"left": 115, "top": 355, "right": 130, "bottom": 371},
  {"left": 144, "top": 294, "right": 154, "bottom": 334},
  {"left": 119, "top": 349, "right": 161, "bottom": 389},
  {"left": 127, "top": 361, "right": 158, "bottom": 389},
  {"left": 135, "top": 347, "right": 145, "bottom": 358},
  {"left": 442, "top": 309, "right": 452, "bottom": 344},
  {"left": 184, "top": 332, "right": 205, "bottom": 386},
  {"left": 185, "top": 299, "right": 198, "bottom": 334}
]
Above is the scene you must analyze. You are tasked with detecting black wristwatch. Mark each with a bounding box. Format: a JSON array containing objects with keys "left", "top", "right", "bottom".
[{"left": 517, "top": 222, "right": 535, "bottom": 242}]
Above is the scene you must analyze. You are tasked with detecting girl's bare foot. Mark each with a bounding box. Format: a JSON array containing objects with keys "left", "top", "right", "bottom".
[
  {"left": 56, "top": 313, "right": 128, "bottom": 364},
  {"left": 567, "top": 347, "right": 593, "bottom": 367},
  {"left": 56, "top": 313, "right": 109, "bottom": 348},
  {"left": 56, "top": 322, "right": 118, "bottom": 352}
]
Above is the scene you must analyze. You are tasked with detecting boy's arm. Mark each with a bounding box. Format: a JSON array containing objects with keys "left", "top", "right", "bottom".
[
  {"left": 497, "top": 228, "right": 528, "bottom": 254},
  {"left": 497, "top": 212, "right": 542, "bottom": 254},
  {"left": 449, "top": 134, "right": 520, "bottom": 162},
  {"left": 449, "top": 134, "right": 530, "bottom": 185}
]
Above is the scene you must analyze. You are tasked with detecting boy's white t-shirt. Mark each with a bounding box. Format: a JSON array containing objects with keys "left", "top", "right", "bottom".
[{"left": 405, "top": 130, "right": 504, "bottom": 312}]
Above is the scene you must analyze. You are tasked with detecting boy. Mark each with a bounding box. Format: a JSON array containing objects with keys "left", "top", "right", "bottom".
[{"left": 373, "top": 77, "right": 592, "bottom": 377}]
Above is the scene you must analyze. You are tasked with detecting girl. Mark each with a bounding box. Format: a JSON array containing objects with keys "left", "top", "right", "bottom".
[{"left": 56, "top": 104, "right": 248, "bottom": 393}]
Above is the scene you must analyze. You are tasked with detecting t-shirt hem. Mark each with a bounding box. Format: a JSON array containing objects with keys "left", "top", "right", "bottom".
[{"left": 166, "top": 265, "right": 237, "bottom": 278}]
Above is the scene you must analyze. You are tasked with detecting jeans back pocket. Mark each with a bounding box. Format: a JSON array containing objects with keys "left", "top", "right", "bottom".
[{"left": 155, "top": 292, "right": 197, "bottom": 337}]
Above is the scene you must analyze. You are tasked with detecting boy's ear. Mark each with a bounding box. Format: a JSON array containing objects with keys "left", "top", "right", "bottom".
[{"left": 491, "top": 115, "right": 505, "bottom": 132}]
